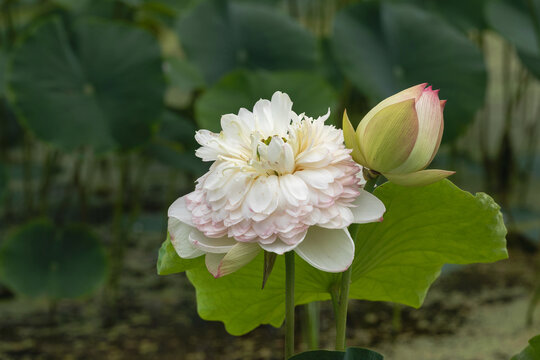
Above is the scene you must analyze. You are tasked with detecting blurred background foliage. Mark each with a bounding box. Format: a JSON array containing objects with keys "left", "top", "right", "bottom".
[{"left": 0, "top": 0, "right": 539, "bottom": 358}]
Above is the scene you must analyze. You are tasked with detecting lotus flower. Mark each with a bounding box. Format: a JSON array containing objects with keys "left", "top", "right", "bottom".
[
  {"left": 343, "top": 83, "right": 454, "bottom": 186},
  {"left": 168, "top": 91, "right": 386, "bottom": 278}
]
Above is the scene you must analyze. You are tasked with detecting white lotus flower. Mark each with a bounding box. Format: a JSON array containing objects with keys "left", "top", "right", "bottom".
[{"left": 168, "top": 91, "right": 386, "bottom": 277}]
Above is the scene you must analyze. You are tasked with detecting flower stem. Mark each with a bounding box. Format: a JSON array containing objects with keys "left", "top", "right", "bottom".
[
  {"left": 285, "top": 251, "right": 295, "bottom": 359},
  {"left": 335, "top": 266, "right": 352, "bottom": 351},
  {"left": 335, "top": 175, "right": 379, "bottom": 351}
]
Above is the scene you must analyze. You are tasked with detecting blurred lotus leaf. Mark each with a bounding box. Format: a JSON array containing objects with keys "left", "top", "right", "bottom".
[
  {"left": 177, "top": 0, "right": 318, "bottom": 84},
  {"left": 332, "top": 2, "right": 487, "bottom": 143},
  {"left": 512, "top": 335, "right": 540, "bottom": 360},
  {"left": 0, "top": 219, "right": 108, "bottom": 299},
  {"left": 9, "top": 17, "right": 165, "bottom": 151},
  {"left": 289, "top": 347, "right": 384, "bottom": 360},
  {"left": 423, "top": 0, "right": 488, "bottom": 32},
  {"left": 486, "top": 0, "right": 540, "bottom": 79},
  {"left": 0, "top": 49, "right": 7, "bottom": 97},
  {"left": 144, "top": 111, "right": 209, "bottom": 175}
]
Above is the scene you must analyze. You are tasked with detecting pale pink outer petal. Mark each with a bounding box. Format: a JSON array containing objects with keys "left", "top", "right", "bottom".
[
  {"left": 168, "top": 195, "right": 193, "bottom": 226},
  {"left": 350, "top": 189, "right": 386, "bottom": 224},
  {"left": 189, "top": 230, "right": 237, "bottom": 254},
  {"left": 207, "top": 242, "right": 261, "bottom": 278},
  {"left": 294, "top": 227, "right": 354, "bottom": 273},
  {"left": 205, "top": 253, "right": 226, "bottom": 277},
  {"left": 168, "top": 217, "right": 204, "bottom": 259},
  {"left": 389, "top": 86, "right": 444, "bottom": 174}
]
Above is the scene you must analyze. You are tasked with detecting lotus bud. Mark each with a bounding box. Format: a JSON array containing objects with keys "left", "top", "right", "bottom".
[{"left": 343, "top": 83, "right": 455, "bottom": 187}]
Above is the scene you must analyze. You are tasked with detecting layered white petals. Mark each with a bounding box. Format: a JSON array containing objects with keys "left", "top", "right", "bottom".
[
  {"left": 168, "top": 91, "right": 387, "bottom": 277},
  {"left": 189, "top": 230, "right": 237, "bottom": 254},
  {"left": 295, "top": 227, "right": 355, "bottom": 273},
  {"left": 260, "top": 231, "right": 307, "bottom": 255}
]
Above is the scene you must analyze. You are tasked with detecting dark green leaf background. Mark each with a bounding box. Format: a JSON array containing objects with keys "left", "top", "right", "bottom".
[
  {"left": 0, "top": 219, "right": 107, "bottom": 299},
  {"left": 9, "top": 17, "right": 165, "bottom": 151},
  {"left": 332, "top": 2, "right": 487, "bottom": 142}
]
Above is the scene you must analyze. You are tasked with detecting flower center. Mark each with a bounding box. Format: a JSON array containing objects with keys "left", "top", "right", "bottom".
[{"left": 250, "top": 134, "right": 295, "bottom": 176}]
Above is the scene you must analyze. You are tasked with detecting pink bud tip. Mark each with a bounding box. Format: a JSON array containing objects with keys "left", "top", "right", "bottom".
[
  {"left": 426, "top": 85, "right": 432, "bottom": 91},
  {"left": 440, "top": 99, "right": 447, "bottom": 110},
  {"left": 434, "top": 89, "right": 440, "bottom": 94}
]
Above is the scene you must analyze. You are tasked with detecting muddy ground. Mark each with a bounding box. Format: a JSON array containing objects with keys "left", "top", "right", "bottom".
[{"left": 0, "top": 235, "right": 538, "bottom": 360}]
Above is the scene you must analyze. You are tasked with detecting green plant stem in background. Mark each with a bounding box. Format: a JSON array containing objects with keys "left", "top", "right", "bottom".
[
  {"left": 106, "top": 154, "right": 130, "bottom": 314},
  {"left": 303, "top": 302, "right": 320, "bottom": 350},
  {"left": 335, "top": 175, "right": 379, "bottom": 351},
  {"left": 526, "top": 279, "right": 540, "bottom": 326},
  {"left": 392, "top": 303, "right": 402, "bottom": 334},
  {"left": 335, "top": 263, "right": 352, "bottom": 351},
  {"left": 1, "top": 0, "right": 16, "bottom": 47},
  {"left": 39, "top": 148, "right": 58, "bottom": 215},
  {"left": 285, "top": 251, "right": 295, "bottom": 359},
  {"left": 73, "top": 152, "right": 87, "bottom": 221},
  {"left": 22, "top": 133, "right": 34, "bottom": 213}
]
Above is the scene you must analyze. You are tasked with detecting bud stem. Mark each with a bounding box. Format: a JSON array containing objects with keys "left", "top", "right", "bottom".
[{"left": 335, "top": 176, "right": 379, "bottom": 351}]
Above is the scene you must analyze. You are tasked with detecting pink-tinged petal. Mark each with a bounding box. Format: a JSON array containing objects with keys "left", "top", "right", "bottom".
[
  {"left": 189, "top": 229, "right": 237, "bottom": 254},
  {"left": 389, "top": 86, "right": 444, "bottom": 174},
  {"left": 357, "top": 83, "right": 427, "bottom": 140},
  {"left": 427, "top": 101, "right": 445, "bottom": 166},
  {"left": 260, "top": 232, "right": 307, "bottom": 255},
  {"left": 350, "top": 189, "right": 386, "bottom": 224},
  {"left": 209, "top": 242, "right": 261, "bottom": 278},
  {"left": 205, "top": 253, "right": 226, "bottom": 277},
  {"left": 440, "top": 99, "right": 447, "bottom": 111},
  {"left": 361, "top": 99, "right": 419, "bottom": 173},
  {"left": 294, "top": 227, "right": 354, "bottom": 273},
  {"left": 168, "top": 195, "right": 193, "bottom": 226},
  {"left": 168, "top": 218, "right": 203, "bottom": 259},
  {"left": 342, "top": 110, "right": 368, "bottom": 166},
  {"left": 384, "top": 169, "right": 455, "bottom": 187}
]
